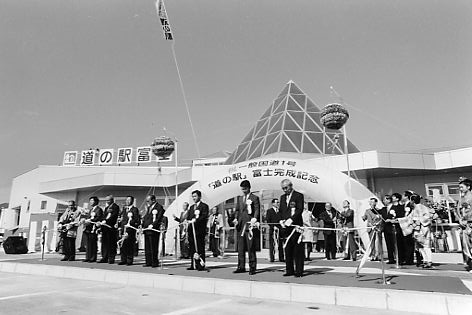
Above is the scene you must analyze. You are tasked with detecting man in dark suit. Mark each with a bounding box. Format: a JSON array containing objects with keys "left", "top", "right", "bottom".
[
  {"left": 340, "top": 200, "right": 357, "bottom": 261},
  {"left": 319, "top": 202, "right": 339, "bottom": 260},
  {"left": 381, "top": 195, "right": 396, "bottom": 264},
  {"left": 118, "top": 196, "right": 141, "bottom": 265},
  {"left": 82, "top": 196, "right": 103, "bottom": 262},
  {"left": 173, "top": 202, "right": 190, "bottom": 259},
  {"left": 142, "top": 195, "right": 165, "bottom": 268},
  {"left": 391, "top": 193, "right": 406, "bottom": 264},
  {"left": 187, "top": 190, "right": 209, "bottom": 271},
  {"left": 266, "top": 198, "right": 284, "bottom": 263},
  {"left": 98, "top": 195, "right": 120, "bottom": 264},
  {"left": 279, "top": 179, "right": 305, "bottom": 277},
  {"left": 233, "top": 180, "right": 260, "bottom": 275}
]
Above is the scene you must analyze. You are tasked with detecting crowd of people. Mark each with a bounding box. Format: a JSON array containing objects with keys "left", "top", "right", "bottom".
[{"left": 55, "top": 177, "right": 472, "bottom": 276}]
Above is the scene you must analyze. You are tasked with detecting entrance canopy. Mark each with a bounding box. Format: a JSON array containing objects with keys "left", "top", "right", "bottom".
[{"left": 165, "top": 156, "right": 378, "bottom": 252}]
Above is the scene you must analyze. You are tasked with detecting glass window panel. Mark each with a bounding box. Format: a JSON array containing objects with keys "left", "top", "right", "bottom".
[
  {"left": 285, "top": 131, "right": 303, "bottom": 150},
  {"left": 283, "top": 115, "right": 300, "bottom": 131},
  {"left": 306, "top": 98, "right": 320, "bottom": 112},
  {"left": 263, "top": 132, "right": 279, "bottom": 153},
  {"left": 265, "top": 134, "right": 281, "bottom": 155},
  {"left": 289, "top": 83, "right": 303, "bottom": 95},
  {"left": 291, "top": 94, "right": 306, "bottom": 108},
  {"left": 448, "top": 185, "right": 460, "bottom": 195},
  {"left": 269, "top": 114, "right": 284, "bottom": 133},
  {"left": 288, "top": 111, "right": 305, "bottom": 129},
  {"left": 287, "top": 96, "right": 304, "bottom": 111},
  {"left": 254, "top": 119, "right": 269, "bottom": 139},
  {"left": 306, "top": 132, "right": 325, "bottom": 153},
  {"left": 305, "top": 115, "right": 323, "bottom": 132},
  {"left": 280, "top": 134, "right": 298, "bottom": 152},
  {"left": 303, "top": 135, "right": 320, "bottom": 153},
  {"left": 248, "top": 140, "right": 264, "bottom": 160},
  {"left": 273, "top": 96, "right": 287, "bottom": 115},
  {"left": 241, "top": 127, "right": 255, "bottom": 143}
]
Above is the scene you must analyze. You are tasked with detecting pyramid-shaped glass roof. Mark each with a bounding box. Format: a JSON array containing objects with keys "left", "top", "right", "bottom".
[{"left": 225, "top": 81, "right": 359, "bottom": 165}]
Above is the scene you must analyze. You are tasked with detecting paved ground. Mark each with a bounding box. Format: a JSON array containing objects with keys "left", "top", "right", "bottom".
[
  {"left": 2, "top": 251, "right": 471, "bottom": 295},
  {"left": 0, "top": 271, "right": 426, "bottom": 315}
]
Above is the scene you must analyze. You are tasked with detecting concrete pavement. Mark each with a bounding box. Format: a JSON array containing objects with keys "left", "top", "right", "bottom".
[{"left": 0, "top": 271, "right": 425, "bottom": 315}]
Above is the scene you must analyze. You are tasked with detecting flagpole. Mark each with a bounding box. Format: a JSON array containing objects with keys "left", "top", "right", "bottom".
[{"left": 156, "top": 0, "right": 201, "bottom": 158}]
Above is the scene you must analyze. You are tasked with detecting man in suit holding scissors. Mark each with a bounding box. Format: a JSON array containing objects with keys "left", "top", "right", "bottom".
[
  {"left": 233, "top": 180, "right": 261, "bottom": 275},
  {"left": 279, "top": 179, "right": 305, "bottom": 277},
  {"left": 187, "top": 190, "right": 209, "bottom": 271},
  {"left": 142, "top": 195, "right": 165, "bottom": 268},
  {"left": 98, "top": 195, "right": 120, "bottom": 264},
  {"left": 118, "top": 196, "right": 141, "bottom": 265}
]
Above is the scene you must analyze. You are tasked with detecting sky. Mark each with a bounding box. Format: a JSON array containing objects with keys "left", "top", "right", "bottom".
[{"left": 1, "top": 0, "right": 471, "bottom": 202}]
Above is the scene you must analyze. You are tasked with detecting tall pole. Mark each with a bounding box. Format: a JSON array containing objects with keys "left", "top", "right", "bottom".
[
  {"left": 343, "top": 125, "right": 352, "bottom": 196},
  {"left": 175, "top": 140, "right": 180, "bottom": 259}
]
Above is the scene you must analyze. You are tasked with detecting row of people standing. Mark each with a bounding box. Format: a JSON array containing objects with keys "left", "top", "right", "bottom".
[{"left": 58, "top": 195, "right": 167, "bottom": 267}]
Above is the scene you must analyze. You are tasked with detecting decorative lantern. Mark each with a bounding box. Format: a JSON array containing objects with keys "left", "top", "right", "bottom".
[
  {"left": 320, "top": 103, "right": 349, "bottom": 130},
  {"left": 151, "top": 136, "right": 175, "bottom": 159}
]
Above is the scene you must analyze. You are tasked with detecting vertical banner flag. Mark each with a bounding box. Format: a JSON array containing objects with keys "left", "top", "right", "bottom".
[{"left": 156, "top": 0, "right": 174, "bottom": 40}]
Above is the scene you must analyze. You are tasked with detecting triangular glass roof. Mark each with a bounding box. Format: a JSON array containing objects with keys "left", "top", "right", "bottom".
[{"left": 225, "top": 80, "right": 360, "bottom": 164}]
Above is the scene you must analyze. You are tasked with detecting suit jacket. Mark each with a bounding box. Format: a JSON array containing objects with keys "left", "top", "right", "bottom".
[
  {"left": 142, "top": 202, "right": 165, "bottom": 232},
  {"left": 83, "top": 206, "right": 104, "bottom": 233},
  {"left": 363, "top": 207, "right": 384, "bottom": 230},
  {"left": 187, "top": 201, "right": 209, "bottom": 237},
  {"left": 319, "top": 209, "right": 340, "bottom": 235},
  {"left": 235, "top": 193, "right": 260, "bottom": 232},
  {"left": 279, "top": 190, "right": 304, "bottom": 223},
  {"left": 266, "top": 207, "right": 283, "bottom": 232},
  {"left": 340, "top": 208, "right": 355, "bottom": 228},
  {"left": 279, "top": 190, "right": 304, "bottom": 228},
  {"left": 103, "top": 203, "right": 120, "bottom": 228},
  {"left": 59, "top": 208, "right": 80, "bottom": 238},
  {"left": 120, "top": 206, "right": 141, "bottom": 235}
]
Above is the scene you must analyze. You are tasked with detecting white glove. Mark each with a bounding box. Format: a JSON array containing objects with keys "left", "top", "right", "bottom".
[
  {"left": 285, "top": 218, "right": 293, "bottom": 227},
  {"left": 101, "top": 220, "right": 106, "bottom": 225},
  {"left": 148, "top": 224, "right": 153, "bottom": 229},
  {"left": 250, "top": 218, "right": 257, "bottom": 224},
  {"left": 191, "top": 218, "right": 196, "bottom": 223},
  {"left": 279, "top": 220, "right": 286, "bottom": 228}
]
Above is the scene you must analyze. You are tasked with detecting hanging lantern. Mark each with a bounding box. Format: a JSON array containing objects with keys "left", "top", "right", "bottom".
[
  {"left": 320, "top": 103, "right": 349, "bottom": 130},
  {"left": 151, "top": 136, "right": 175, "bottom": 159}
]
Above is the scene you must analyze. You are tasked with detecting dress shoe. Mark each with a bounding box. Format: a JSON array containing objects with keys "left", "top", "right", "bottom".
[
  {"left": 126, "top": 263, "right": 133, "bottom": 266},
  {"left": 186, "top": 267, "right": 195, "bottom": 270},
  {"left": 118, "top": 262, "right": 127, "bottom": 265},
  {"left": 295, "top": 274, "right": 303, "bottom": 278},
  {"left": 143, "top": 264, "right": 151, "bottom": 267},
  {"left": 108, "top": 261, "right": 115, "bottom": 264},
  {"left": 60, "top": 257, "right": 68, "bottom": 261},
  {"left": 269, "top": 260, "right": 275, "bottom": 263},
  {"left": 83, "top": 259, "right": 89, "bottom": 263},
  {"left": 249, "top": 270, "right": 256, "bottom": 275},
  {"left": 233, "top": 269, "right": 246, "bottom": 274},
  {"left": 88, "top": 260, "right": 96, "bottom": 263},
  {"left": 68, "top": 258, "right": 75, "bottom": 261},
  {"left": 98, "top": 259, "right": 107, "bottom": 263},
  {"left": 283, "top": 273, "right": 294, "bottom": 277},
  {"left": 386, "top": 261, "right": 395, "bottom": 264},
  {"left": 280, "top": 259, "right": 285, "bottom": 262}
]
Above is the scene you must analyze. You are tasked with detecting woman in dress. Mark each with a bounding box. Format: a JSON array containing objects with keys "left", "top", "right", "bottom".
[
  {"left": 408, "top": 194, "right": 438, "bottom": 268},
  {"left": 302, "top": 203, "right": 315, "bottom": 261},
  {"left": 457, "top": 178, "right": 472, "bottom": 271}
]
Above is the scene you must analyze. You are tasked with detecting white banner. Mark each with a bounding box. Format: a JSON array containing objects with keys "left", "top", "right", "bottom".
[
  {"left": 117, "top": 147, "right": 133, "bottom": 164},
  {"left": 98, "top": 149, "right": 114, "bottom": 165},
  {"left": 63, "top": 151, "right": 78, "bottom": 166},
  {"left": 136, "top": 146, "right": 153, "bottom": 163},
  {"left": 80, "top": 150, "right": 96, "bottom": 166}
]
